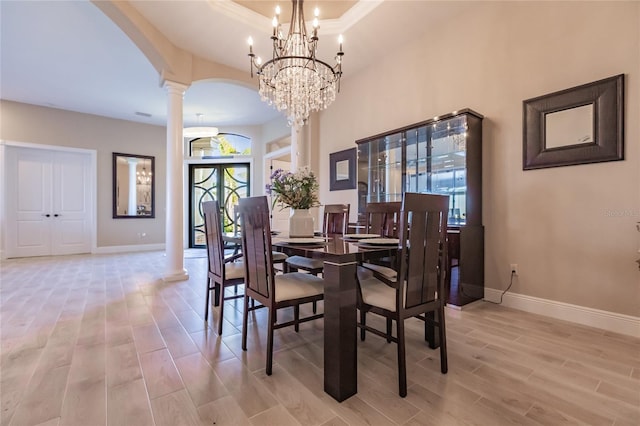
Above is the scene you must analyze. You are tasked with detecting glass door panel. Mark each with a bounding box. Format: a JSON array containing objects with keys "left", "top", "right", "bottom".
[
  {"left": 383, "top": 132, "right": 404, "bottom": 202},
  {"left": 357, "top": 143, "right": 370, "bottom": 219},
  {"left": 221, "top": 165, "right": 249, "bottom": 233},
  {"left": 367, "top": 133, "right": 404, "bottom": 203},
  {"left": 428, "top": 115, "right": 468, "bottom": 225},
  {"left": 191, "top": 166, "right": 218, "bottom": 247},
  {"left": 406, "top": 126, "right": 429, "bottom": 193}
]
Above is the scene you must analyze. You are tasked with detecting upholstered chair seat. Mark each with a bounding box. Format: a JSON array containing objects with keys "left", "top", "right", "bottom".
[
  {"left": 274, "top": 272, "right": 324, "bottom": 302},
  {"left": 284, "top": 256, "right": 323, "bottom": 272}
]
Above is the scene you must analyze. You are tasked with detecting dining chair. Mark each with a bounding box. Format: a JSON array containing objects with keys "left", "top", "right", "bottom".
[
  {"left": 356, "top": 193, "right": 449, "bottom": 397},
  {"left": 203, "top": 200, "right": 245, "bottom": 335},
  {"left": 364, "top": 201, "right": 402, "bottom": 237},
  {"left": 285, "top": 203, "right": 350, "bottom": 276},
  {"left": 238, "top": 196, "right": 325, "bottom": 375},
  {"left": 360, "top": 201, "right": 402, "bottom": 274},
  {"left": 233, "top": 204, "right": 288, "bottom": 265}
]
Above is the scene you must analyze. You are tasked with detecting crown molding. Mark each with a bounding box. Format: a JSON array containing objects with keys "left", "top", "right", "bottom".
[{"left": 210, "top": 0, "right": 383, "bottom": 35}]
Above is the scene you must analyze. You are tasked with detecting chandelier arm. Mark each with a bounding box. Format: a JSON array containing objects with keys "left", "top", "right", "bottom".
[{"left": 258, "top": 56, "right": 338, "bottom": 77}]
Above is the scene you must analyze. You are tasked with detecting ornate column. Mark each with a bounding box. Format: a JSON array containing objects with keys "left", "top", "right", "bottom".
[{"left": 163, "top": 80, "right": 189, "bottom": 282}]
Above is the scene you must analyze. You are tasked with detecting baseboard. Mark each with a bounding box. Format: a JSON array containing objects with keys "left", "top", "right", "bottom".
[
  {"left": 446, "top": 299, "right": 484, "bottom": 311},
  {"left": 93, "top": 243, "right": 165, "bottom": 254},
  {"left": 484, "top": 288, "right": 640, "bottom": 338}
]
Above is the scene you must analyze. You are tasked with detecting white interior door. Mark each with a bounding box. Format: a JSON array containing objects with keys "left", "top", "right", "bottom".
[
  {"left": 5, "top": 147, "right": 91, "bottom": 258},
  {"left": 51, "top": 151, "right": 91, "bottom": 255},
  {"left": 6, "top": 147, "right": 53, "bottom": 257}
]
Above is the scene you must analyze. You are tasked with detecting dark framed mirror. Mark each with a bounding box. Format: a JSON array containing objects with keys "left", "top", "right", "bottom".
[
  {"left": 113, "top": 152, "right": 155, "bottom": 218},
  {"left": 523, "top": 74, "right": 624, "bottom": 170}
]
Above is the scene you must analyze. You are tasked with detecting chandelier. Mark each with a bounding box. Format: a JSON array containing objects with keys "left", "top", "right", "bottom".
[
  {"left": 137, "top": 159, "right": 152, "bottom": 185},
  {"left": 247, "top": 0, "right": 344, "bottom": 127}
]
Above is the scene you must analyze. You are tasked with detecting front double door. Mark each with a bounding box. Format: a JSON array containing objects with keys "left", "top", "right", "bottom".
[{"left": 189, "top": 163, "right": 250, "bottom": 248}]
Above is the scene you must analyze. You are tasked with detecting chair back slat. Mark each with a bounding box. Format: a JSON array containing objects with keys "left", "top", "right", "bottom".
[
  {"left": 232, "top": 204, "right": 241, "bottom": 234},
  {"left": 203, "top": 200, "right": 225, "bottom": 279},
  {"left": 323, "top": 204, "right": 350, "bottom": 235},
  {"left": 365, "top": 202, "right": 401, "bottom": 237},
  {"left": 398, "top": 194, "right": 449, "bottom": 310},
  {"left": 238, "top": 196, "right": 273, "bottom": 300}
]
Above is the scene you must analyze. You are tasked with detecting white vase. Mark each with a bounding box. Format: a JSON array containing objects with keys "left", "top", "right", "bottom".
[{"left": 289, "top": 208, "right": 315, "bottom": 238}]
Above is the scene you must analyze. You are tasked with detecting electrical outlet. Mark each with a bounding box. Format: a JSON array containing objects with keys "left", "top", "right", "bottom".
[{"left": 510, "top": 264, "right": 518, "bottom": 275}]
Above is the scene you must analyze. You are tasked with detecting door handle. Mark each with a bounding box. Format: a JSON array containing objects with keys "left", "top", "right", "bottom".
[
  {"left": 54, "top": 214, "right": 61, "bottom": 217},
  {"left": 42, "top": 214, "right": 51, "bottom": 217}
]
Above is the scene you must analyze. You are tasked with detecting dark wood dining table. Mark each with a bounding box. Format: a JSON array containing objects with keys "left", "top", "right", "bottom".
[{"left": 272, "top": 235, "right": 397, "bottom": 402}]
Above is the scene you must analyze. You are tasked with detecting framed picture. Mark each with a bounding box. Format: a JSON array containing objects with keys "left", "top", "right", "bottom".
[
  {"left": 523, "top": 74, "right": 624, "bottom": 170},
  {"left": 329, "top": 148, "right": 356, "bottom": 191}
]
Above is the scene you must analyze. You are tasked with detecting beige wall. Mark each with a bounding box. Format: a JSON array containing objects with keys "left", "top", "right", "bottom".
[
  {"left": 1, "top": 100, "right": 167, "bottom": 248},
  {"left": 318, "top": 1, "right": 640, "bottom": 316},
  {"left": 1, "top": 101, "right": 289, "bottom": 250}
]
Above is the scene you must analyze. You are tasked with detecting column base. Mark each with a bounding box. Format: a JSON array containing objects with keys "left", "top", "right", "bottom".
[{"left": 162, "top": 268, "right": 189, "bottom": 282}]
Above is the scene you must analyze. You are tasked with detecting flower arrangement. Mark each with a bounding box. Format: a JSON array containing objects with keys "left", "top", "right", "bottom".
[{"left": 266, "top": 167, "right": 320, "bottom": 210}]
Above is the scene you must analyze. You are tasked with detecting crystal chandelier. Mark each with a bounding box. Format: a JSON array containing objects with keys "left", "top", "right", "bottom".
[
  {"left": 137, "top": 159, "right": 152, "bottom": 185},
  {"left": 247, "top": 0, "right": 344, "bottom": 128}
]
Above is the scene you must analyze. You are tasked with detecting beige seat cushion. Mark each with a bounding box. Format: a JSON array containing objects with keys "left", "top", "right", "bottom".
[
  {"left": 361, "top": 262, "right": 397, "bottom": 279},
  {"left": 224, "top": 261, "right": 245, "bottom": 280},
  {"left": 357, "top": 266, "right": 406, "bottom": 312},
  {"left": 272, "top": 251, "right": 288, "bottom": 262},
  {"left": 286, "top": 255, "right": 323, "bottom": 271},
  {"left": 275, "top": 272, "right": 324, "bottom": 302},
  {"left": 358, "top": 274, "right": 397, "bottom": 312}
]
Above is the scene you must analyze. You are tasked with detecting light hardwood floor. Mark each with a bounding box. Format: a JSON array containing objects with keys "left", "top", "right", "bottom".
[{"left": 1, "top": 251, "right": 638, "bottom": 426}]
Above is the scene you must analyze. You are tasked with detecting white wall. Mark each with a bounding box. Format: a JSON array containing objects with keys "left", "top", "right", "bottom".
[{"left": 318, "top": 1, "right": 640, "bottom": 317}]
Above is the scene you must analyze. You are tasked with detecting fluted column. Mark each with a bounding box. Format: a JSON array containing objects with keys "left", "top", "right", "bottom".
[{"left": 163, "top": 80, "right": 189, "bottom": 282}]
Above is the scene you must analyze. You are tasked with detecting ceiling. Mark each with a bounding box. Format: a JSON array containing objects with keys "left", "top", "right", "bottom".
[
  {"left": 0, "top": 1, "right": 471, "bottom": 129},
  {"left": 234, "top": 1, "right": 359, "bottom": 21}
]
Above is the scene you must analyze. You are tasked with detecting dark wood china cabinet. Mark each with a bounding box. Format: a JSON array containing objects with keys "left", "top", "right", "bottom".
[{"left": 356, "top": 109, "right": 484, "bottom": 306}]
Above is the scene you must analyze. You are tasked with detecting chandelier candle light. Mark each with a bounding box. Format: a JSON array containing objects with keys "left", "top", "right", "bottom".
[{"left": 247, "top": 0, "right": 344, "bottom": 127}]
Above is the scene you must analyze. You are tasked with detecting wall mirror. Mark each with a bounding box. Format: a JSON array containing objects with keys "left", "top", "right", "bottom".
[
  {"left": 329, "top": 148, "right": 356, "bottom": 191},
  {"left": 113, "top": 152, "right": 155, "bottom": 218},
  {"left": 523, "top": 74, "right": 624, "bottom": 170}
]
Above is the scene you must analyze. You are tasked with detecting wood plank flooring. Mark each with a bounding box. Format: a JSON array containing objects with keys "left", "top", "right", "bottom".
[{"left": 1, "top": 251, "right": 638, "bottom": 425}]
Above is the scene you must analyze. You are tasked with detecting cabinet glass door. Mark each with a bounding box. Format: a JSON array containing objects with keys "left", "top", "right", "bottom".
[
  {"left": 367, "top": 132, "right": 403, "bottom": 203},
  {"left": 405, "top": 125, "right": 429, "bottom": 194},
  {"left": 427, "top": 115, "right": 468, "bottom": 225}
]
